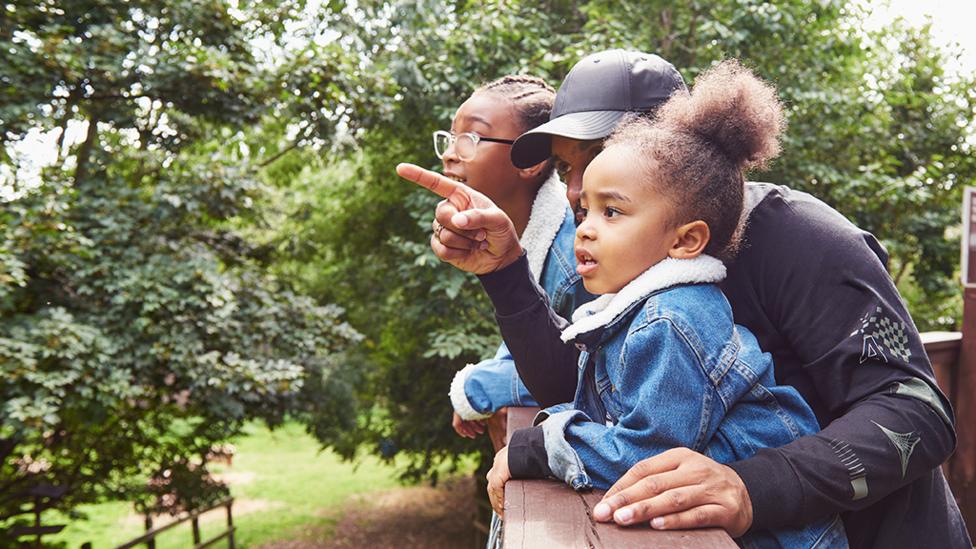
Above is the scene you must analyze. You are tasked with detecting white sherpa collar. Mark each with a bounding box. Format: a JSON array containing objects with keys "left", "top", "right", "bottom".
[
  {"left": 560, "top": 255, "right": 727, "bottom": 342},
  {"left": 520, "top": 172, "right": 568, "bottom": 283}
]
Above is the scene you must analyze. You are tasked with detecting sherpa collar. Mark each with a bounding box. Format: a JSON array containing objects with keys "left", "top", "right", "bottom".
[
  {"left": 520, "top": 172, "right": 568, "bottom": 283},
  {"left": 560, "top": 255, "right": 727, "bottom": 342}
]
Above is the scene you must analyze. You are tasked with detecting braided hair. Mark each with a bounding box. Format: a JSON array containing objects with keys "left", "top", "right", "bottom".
[{"left": 477, "top": 75, "right": 556, "bottom": 135}]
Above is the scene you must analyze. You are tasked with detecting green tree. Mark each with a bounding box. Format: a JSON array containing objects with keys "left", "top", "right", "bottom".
[{"left": 0, "top": 0, "right": 360, "bottom": 536}]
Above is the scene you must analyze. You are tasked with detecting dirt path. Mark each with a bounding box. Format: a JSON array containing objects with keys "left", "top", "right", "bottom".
[{"left": 256, "top": 476, "right": 479, "bottom": 549}]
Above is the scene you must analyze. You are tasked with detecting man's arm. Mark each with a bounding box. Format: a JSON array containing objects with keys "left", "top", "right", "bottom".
[
  {"left": 724, "top": 188, "right": 955, "bottom": 528},
  {"left": 478, "top": 254, "right": 579, "bottom": 406}
]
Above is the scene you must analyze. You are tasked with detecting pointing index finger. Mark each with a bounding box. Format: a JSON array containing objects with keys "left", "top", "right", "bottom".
[{"left": 396, "top": 163, "right": 462, "bottom": 200}]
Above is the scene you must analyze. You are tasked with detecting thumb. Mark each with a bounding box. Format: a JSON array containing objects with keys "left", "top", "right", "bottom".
[{"left": 451, "top": 207, "right": 514, "bottom": 235}]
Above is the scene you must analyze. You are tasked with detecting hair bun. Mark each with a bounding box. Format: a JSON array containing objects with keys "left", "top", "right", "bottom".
[{"left": 658, "top": 60, "right": 785, "bottom": 170}]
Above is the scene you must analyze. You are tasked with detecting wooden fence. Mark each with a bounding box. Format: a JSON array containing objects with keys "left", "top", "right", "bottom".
[{"left": 114, "top": 498, "right": 235, "bottom": 549}]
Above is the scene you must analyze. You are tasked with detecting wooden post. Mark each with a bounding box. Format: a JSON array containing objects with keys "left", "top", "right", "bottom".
[
  {"left": 952, "top": 288, "right": 976, "bottom": 537},
  {"left": 191, "top": 516, "right": 201, "bottom": 545},
  {"left": 33, "top": 497, "right": 41, "bottom": 549},
  {"left": 226, "top": 500, "right": 235, "bottom": 549},
  {"left": 144, "top": 515, "right": 155, "bottom": 549}
]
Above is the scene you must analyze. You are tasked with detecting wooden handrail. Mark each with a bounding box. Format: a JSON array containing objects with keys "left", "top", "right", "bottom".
[{"left": 501, "top": 407, "right": 737, "bottom": 548}]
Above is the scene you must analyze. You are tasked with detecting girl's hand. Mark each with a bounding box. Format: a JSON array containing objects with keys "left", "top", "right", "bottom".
[
  {"left": 487, "top": 445, "right": 511, "bottom": 517},
  {"left": 452, "top": 412, "right": 486, "bottom": 439},
  {"left": 396, "top": 163, "right": 523, "bottom": 274}
]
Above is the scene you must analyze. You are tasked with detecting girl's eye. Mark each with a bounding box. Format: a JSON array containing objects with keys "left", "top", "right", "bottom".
[
  {"left": 578, "top": 206, "right": 588, "bottom": 218},
  {"left": 604, "top": 206, "right": 621, "bottom": 218}
]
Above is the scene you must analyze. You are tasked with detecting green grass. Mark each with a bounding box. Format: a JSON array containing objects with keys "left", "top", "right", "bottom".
[{"left": 48, "top": 422, "right": 406, "bottom": 548}]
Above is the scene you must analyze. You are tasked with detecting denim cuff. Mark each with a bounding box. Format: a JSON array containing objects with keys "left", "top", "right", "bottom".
[
  {"left": 477, "top": 253, "right": 541, "bottom": 317},
  {"left": 728, "top": 447, "right": 804, "bottom": 531},
  {"left": 508, "top": 426, "right": 551, "bottom": 479},
  {"left": 449, "top": 363, "right": 493, "bottom": 420},
  {"left": 540, "top": 409, "right": 593, "bottom": 491}
]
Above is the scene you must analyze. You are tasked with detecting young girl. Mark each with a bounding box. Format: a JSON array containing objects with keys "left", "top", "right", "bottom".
[
  {"left": 503, "top": 61, "right": 848, "bottom": 547},
  {"left": 440, "top": 76, "right": 593, "bottom": 436}
]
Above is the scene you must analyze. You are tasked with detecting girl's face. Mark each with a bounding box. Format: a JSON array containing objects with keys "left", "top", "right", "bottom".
[
  {"left": 574, "top": 147, "right": 682, "bottom": 294},
  {"left": 442, "top": 92, "right": 525, "bottom": 202}
]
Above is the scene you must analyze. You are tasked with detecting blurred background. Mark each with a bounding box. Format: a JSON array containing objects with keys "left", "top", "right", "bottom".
[{"left": 1, "top": 0, "right": 974, "bottom": 547}]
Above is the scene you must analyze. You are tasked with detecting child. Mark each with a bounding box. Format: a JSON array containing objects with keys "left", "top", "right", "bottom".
[
  {"left": 439, "top": 76, "right": 593, "bottom": 437},
  {"left": 504, "top": 61, "right": 848, "bottom": 547}
]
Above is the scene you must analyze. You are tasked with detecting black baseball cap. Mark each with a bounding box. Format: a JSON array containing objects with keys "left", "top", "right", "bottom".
[{"left": 511, "top": 50, "right": 687, "bottom": 168}]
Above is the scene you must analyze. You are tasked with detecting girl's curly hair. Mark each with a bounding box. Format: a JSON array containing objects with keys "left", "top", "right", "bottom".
[{"left": 607, "top": 59, "right": 786, "bottom": 260}]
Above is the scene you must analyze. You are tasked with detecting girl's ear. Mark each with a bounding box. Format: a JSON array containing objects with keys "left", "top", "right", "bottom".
[
  {"left": 669, "top": 220, "right": 709, "bottom": 259},
  {"left": 517, "top": 159, "right": 550, "bottom": 180}
]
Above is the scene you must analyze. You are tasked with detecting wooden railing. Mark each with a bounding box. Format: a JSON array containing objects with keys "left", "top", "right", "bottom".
[
  {"left": 922, "top": 331, "right": 975, "bottom": 540},
  {"left": 115, "top": 498, "right": 235, "bottom": 549},
  {"left": 482, "top": 331, "right": 974, "bottom": 547},
  {"left": 500, "top": 407, "right": 736, "bottom": 548}
]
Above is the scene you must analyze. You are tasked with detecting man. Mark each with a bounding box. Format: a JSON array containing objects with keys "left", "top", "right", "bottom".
[{"left": 397, "top": 49, "right": 970, "bottom": 547}]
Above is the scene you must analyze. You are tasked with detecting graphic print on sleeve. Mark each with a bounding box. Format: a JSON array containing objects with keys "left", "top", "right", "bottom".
[
  {"left": 872, "top": 421, "right": 920, "bottom": 479},
  {"left": 851, "top": 306, "right": 912, "bottom": 365},
  {"left": 830, "top": 438, "right": 869, "bottom": 500}
]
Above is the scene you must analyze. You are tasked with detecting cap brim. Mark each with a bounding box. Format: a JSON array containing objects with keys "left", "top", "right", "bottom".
[{"left": 511, "top": 110, "right": 627, "bottom": 168}]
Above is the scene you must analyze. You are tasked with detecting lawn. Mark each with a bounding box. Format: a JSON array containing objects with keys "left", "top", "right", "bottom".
[{"left": 48, "top": 422, "right": 412, "bottom": 548}]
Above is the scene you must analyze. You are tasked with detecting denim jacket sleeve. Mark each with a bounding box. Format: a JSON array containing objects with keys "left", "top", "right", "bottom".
[
  {"left": 449, "top": 341, "right": 539, "bottom": 420},
  {"left": 543, "top": 317, "right": 726, "bottom": 490}
]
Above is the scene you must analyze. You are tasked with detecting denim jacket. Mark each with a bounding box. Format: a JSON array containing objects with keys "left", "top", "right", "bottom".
[
  {"left": 541, "top": 255, "right": 848, "bottom": 548},
  {"left": 449, "top": 173, "right": 594, "bottom": 420}
]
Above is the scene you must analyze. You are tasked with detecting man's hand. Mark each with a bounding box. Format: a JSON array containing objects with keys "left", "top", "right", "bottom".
[
  {"left": 592, "top": 448, "right": 753, "bottom": 537},
  {"left": 396, "top": 163, "right": 523, "bottom": 274},
  {"left": 486, "top": 445, "right": 511, "bottom": 518},
  {"left": 452, "top": 412, "right": 486, "bottom": 439}
]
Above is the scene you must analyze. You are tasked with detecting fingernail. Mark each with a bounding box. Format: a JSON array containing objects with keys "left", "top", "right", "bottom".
[
  {"left": 479, "top": 240, "right": 488, "bottom": 250},
  {"left": 593, "top": 502, "right": 611, "bottom": 521},
  {"left": 615, "top": 508, "right": 633, "bottom": 524},
  {"left": 453, "top": 213, "right": 468, "bottom": 227},
  {"left": 651, "top": 517, "right": 665, "bottom": 529}
]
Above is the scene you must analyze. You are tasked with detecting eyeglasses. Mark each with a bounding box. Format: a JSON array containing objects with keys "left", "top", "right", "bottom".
[{"left": 432, "top": 130, "right": 515, "bottom": 162}]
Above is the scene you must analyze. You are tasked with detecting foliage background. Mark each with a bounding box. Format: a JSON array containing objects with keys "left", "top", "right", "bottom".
[{"left": 1, "top": 0, "right": 975, "bottom": 537}]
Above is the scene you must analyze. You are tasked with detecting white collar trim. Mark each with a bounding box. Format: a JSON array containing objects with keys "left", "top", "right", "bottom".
[
  {"left": 520, "top": 172, "right": 568, "bottom": 283},
  {"left": 560, "top": 255, "right": 727, "bottom": 342}
]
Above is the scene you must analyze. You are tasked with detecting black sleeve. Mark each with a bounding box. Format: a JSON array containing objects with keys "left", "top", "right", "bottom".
[
  {"left": 724, "top": 189, "right": 956, "bottom": 530},
  {"left": 507, "top": 426, "right": 552, "bottom": 479},
  {"left": 477, "top": 253, "right": 579, "bottom": 407}
]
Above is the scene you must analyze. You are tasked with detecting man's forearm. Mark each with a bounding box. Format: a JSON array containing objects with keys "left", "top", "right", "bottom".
[
  {"left": 730, "top": 390, "right": 955, "bottom": 530},
  {"left": 478, "top": 254, "right": 579, "bottom": 406}
]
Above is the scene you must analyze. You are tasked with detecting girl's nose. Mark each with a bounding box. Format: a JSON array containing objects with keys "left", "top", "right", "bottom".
[{"left": 576, "top": 217, "right": 596, "bottom": 240}]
